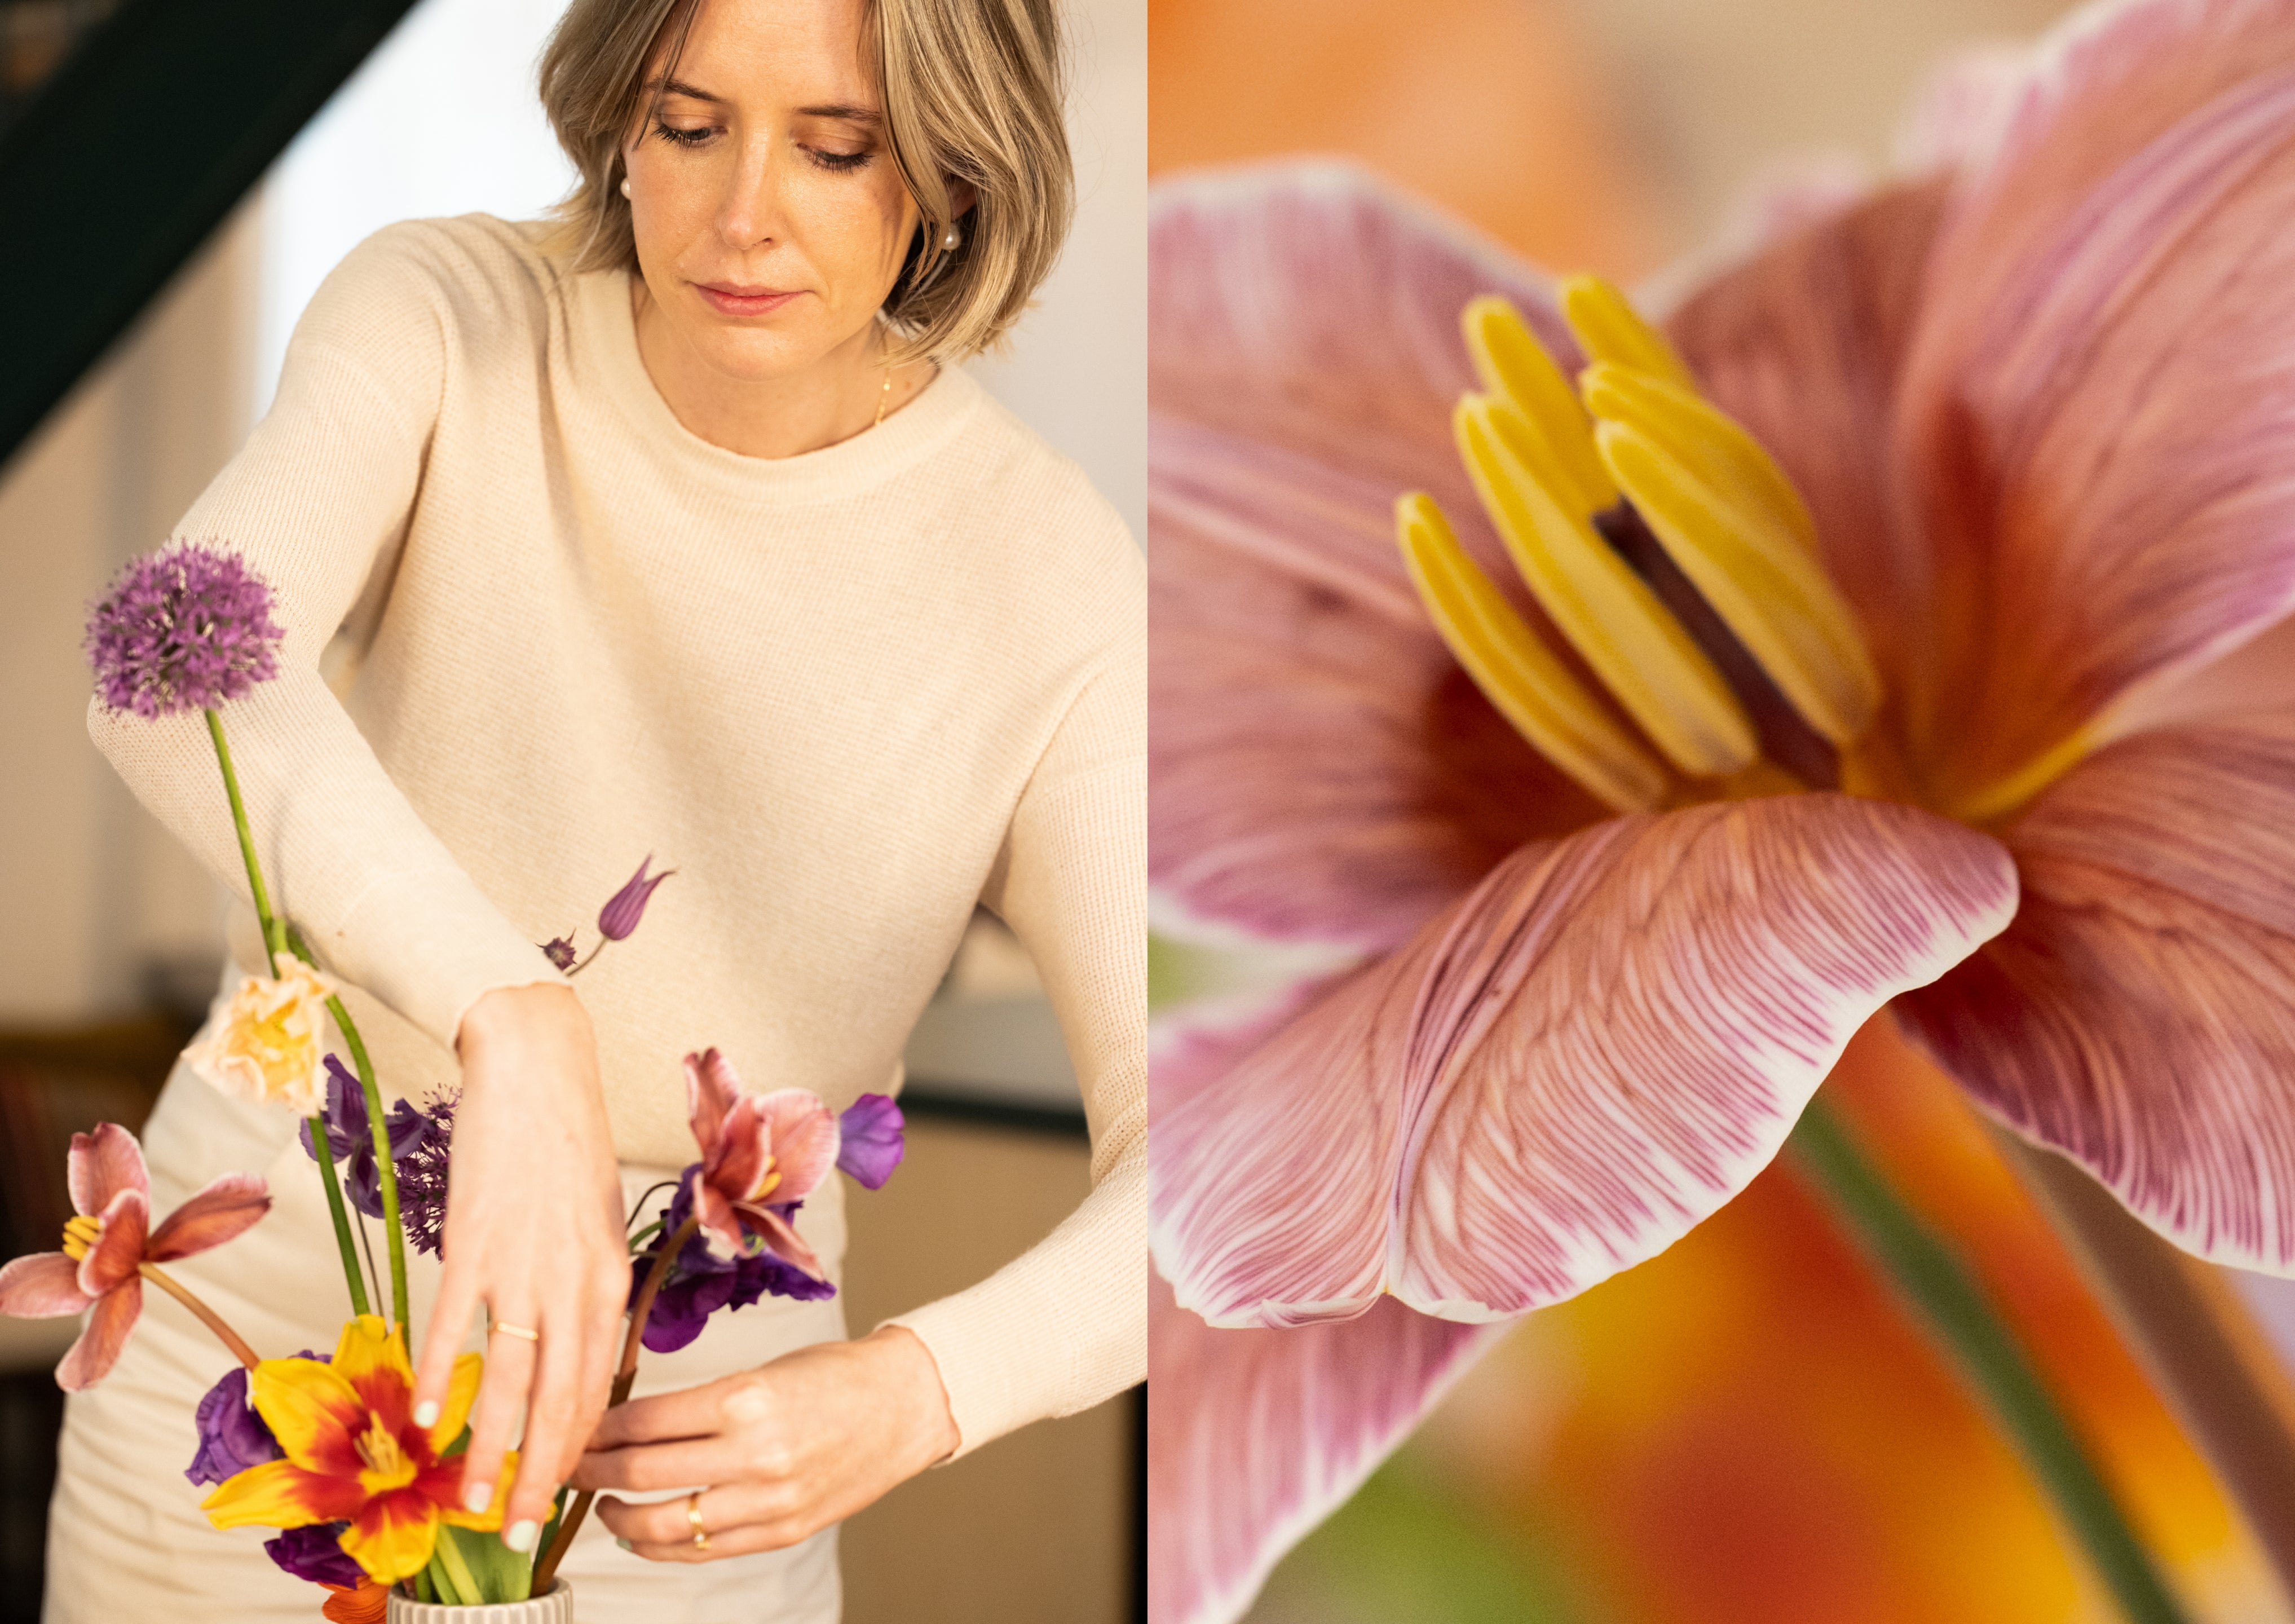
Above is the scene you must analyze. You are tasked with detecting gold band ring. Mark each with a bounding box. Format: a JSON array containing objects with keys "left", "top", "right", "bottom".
[
  {"left": 686, "top": 1489, "right": 710, "bottom": 1551},
  {"left": 488, "top": 1320, "right": 540, "bottom": 1343}
]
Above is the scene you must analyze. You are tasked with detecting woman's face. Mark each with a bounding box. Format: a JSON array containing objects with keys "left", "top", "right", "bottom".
[{"left": 623, "top": 0, "right": 921, "bottom": 383}]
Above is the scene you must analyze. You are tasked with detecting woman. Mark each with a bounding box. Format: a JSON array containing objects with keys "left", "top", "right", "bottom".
[{"left": 46, "top": 0, "right": 1143, "bottom": 1616}]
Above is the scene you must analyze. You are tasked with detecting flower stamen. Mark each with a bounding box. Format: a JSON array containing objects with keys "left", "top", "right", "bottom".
[{"left": 61, "top": 1214, "right": 101, "bottom": 1261}]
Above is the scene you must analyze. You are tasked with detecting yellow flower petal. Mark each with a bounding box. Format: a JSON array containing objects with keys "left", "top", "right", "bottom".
[
  {"left": 1559, "top": 275, "right": 1695, "bottom": 390},
  {"left": 250, "top": 1356, "right": 367, "bottom": 1470},
  {"left": 1396, "top": 493, "right": 1667, "bottom": 813},
  {"left": 332, "top": 1313, "right": 413, "bottom": 1395},
  {"left": 1455, "top": 394, "right": 1756, "bottom": 777},
  {"left": 428, "top": 1351, "right": 484, "bottom": 1458},
  {"left": 438, "top": 1447, "right": 518, "bottom": 1534},
  {"left": 200, "top": 1458, "right": 354, "bottom": 1530},
  {"left": 340, "top": 1488, "right": 441, "bottom": 1584}
]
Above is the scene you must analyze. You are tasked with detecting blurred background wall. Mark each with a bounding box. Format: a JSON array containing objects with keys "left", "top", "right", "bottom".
[{"left": 0, "top": 0, "right": 1142, "bottom": 1617}]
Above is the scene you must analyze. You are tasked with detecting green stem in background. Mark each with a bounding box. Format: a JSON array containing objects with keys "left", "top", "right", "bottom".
[
  {"left": 204, "top": 709, "right": 285, "bottom": 972},
  {"left": 1789, "top": 1098, "right": 2191, "bottom": 1624},
  {"left": 308, "top": 1127, "right": 371, "bottom": 1320},
  {"left": 430, "top": 1532, "right": 480, "bottom": 1607}
]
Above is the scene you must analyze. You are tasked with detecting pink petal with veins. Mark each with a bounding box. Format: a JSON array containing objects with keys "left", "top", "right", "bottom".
[
  {"left": 1148, "top": 1269, "right": 1502, "bottom": 1624},
  {"left": 1150, "top": 164, "right": 1616, "bottom": 952},
  {"left": 66, "top": 1122, "right": 147, "bottom": 1219},
  {"left": 76, "top": 1188, "right": 147, "bottom": 1297},
  {"left": 145, "top": 1173, "right": 270, "bottom": 1261},
  {"left": 1153, "top": 797, "right": 2018, "bottom": 1327},
  {"left": 56, "top": 1277, "right": 141, "bottom": 1391},
  {"left": 0, "top": 1252, "right": 93, "bottom": 1318},
  {"left": 748, "top": 1089, "right": 839, "bottom": 1206},
  {"left": 1893, "top": 0, "right": 2295, "bottom": 807},
  {"left": 1898, "top": 719, "right": 2295, "bottom": 1273},
  {"left": 684, "top": 1048, "right": 742, "bottom": 1155},
  {"left": 705, "top": 1096, "right": 770, "bottom": 1216},
  {"left": 741, "top": 1204, "right": 826, "bottom": 1282}
]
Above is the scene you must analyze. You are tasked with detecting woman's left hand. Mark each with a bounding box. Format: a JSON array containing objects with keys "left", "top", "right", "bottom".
[{"left": 572, "top": 1325, "right": 960, "bottom": 1560}]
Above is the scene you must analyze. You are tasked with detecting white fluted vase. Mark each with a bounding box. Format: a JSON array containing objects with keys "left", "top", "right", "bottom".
[{"left": 387, "top": 1580, "right": 574, "bottom": 1622}]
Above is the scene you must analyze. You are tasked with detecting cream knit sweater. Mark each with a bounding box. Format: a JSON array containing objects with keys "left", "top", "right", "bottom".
[{"left": 88, "top": 214, "right": 1145, "bottom": 1454}]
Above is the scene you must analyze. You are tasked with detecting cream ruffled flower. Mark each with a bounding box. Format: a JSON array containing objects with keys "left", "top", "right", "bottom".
[{"left": 184, "top": 957, "right": 339, "bottom": 1114}]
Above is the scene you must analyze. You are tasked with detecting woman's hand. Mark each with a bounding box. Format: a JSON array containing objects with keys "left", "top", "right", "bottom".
[
  {"left": 412, "top": 983, "right": 629, "bottom": 1552},
  {"left": 571, "top": 1325, "right": 960, "bottom": 1560}
]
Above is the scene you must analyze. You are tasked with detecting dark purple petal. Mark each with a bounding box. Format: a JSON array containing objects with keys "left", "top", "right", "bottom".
[
  {"left": 835, "top": 1095, "right": 905, "bottom": 1189},
  {"left": 393, "top": 1089, "right": 456, "bottom": 1258},
  {"left": 342, "top": 1097, "right": 434, "bottom": 1220},
  {"left": 298, "top": 1058, "right": 364, "bottom": 1164},
  {"left": 85, "top": 541, "right": 285, "bottom": 717},
  {"left": 184, "top": 1365, "right": 282, "bottom": 1485},
  {"left": 264, "top": 1522, "right": 365, "bottom": 1588},
  {"left": 631, "top": 1175, "right": 833, "bottom": 1351},
  {"left": 542, "top": 936, "right": 579, "bottom": 972},
  {"left": 597, "top": 857, "right": 673, "bottom": 942}
]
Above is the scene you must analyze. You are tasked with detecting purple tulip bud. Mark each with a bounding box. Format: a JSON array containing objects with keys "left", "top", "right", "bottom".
[
  {"left": 541, "top": 935, "right": 578, "bottom": 971},
  {"left": 836, "top": 1095, "right": 906, "bottom": 1189},
  {"left": 598, "top": 857, "right": 674, "bottom": 942},
  {"left": 264, "top": 1522, "right": 367, "bottom": 1588},
  {"left": 86, "top": 541, "right": 285, "bottom": 717},
  {"left": 184, "top": 1365, "right": 283, "bottom": 1485}
]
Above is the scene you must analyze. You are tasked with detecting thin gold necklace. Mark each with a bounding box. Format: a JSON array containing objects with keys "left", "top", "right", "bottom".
[{"left": 875, "top": 368, "right": 892, "bottom": 430}]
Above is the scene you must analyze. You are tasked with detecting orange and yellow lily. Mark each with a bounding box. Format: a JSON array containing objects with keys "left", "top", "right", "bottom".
[{"left": 201, "top": 1314, "right": 515, "bottom": 1583}]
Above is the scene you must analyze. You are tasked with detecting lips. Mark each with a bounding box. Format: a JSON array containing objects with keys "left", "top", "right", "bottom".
[{"left": 697, "top": 283, "right": 801, "bottom": 317}]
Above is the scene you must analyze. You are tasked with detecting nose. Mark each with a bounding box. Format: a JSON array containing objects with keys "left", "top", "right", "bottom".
[{"left": 713, "top": 131, "right": 785, "bottom": 250}]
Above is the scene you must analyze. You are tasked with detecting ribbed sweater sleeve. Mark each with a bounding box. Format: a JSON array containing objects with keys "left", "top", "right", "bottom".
[
  {"left": 886, "top": 620, "right": 1149, "bottom": 1455},
  {"left": 86, "top": 225, "right": 567, "bottom": 1047}
]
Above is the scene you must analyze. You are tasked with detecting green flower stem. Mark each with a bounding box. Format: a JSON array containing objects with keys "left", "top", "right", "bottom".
[
  {"left": 431, "top": 1532, "right": 481, "bottom": 1606},
  {"left": 1790, "top": 1098, "right": 2190, "bottom": 1624},
  {"left": 203, "top": 709, "right": 285, "bottom": 972},
  {"left": 308, "top": 1128, "right": 372, "bottom": 1320}
]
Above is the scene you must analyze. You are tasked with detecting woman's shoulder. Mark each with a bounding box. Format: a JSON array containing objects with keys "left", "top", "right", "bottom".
[
  {"left": 293, "top": 213, "right": 577, "bottom": 367},
  {"left": 937, "top": 380, "right": 1144, "bottom": 605}
]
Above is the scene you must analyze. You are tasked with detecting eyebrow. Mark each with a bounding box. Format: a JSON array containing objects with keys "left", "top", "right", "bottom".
[{"left": 645, "top": 78, "right": 882, "bottom": 125}]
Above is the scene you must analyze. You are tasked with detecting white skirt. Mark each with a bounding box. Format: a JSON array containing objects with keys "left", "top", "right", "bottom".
[{"left": 42, "top": 1050, "right": 849, "bottom": 1623}]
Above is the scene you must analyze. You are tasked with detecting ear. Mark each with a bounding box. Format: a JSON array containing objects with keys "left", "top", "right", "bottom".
[{"left": 947, "top": 179, "right": 979, "bottom": 221}]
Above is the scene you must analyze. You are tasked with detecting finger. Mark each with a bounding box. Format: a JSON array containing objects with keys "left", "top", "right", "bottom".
[
  {"left": 572, "top": 1435, "right": 742, "bottom": 1494},
  {"left": 457, "top": 1309, "right": 537, "bottom": 1516},
  {"left": 586, "top": 1383, "right": 727, "bottom": 1451},
  {"left": 593, "top": 1482, "right": 789, "bottom": 1547},
  {"left": 613, "top": 1515, "right": 808, "bottom": 1564},
  {"left": 504, "top": 1306, "right": 587, "bottom": 1541},
  {"left": 413, "top": 1263, "right": 482, "bottom": 1427}
]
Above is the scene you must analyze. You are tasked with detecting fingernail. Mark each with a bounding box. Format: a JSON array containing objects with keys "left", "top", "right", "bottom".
[
  {"left": 615, "top": 1537, "right": 633, "bottom": 1553},
  {"left": 506, "top": 1519, "right": 539, "bottom": 1554},
  {"left": 465, "top": 1481, "right": 492, "bottom": 1515},
  {"left": 414, "top": 1400, "right": 440, "bottom": 1428}
]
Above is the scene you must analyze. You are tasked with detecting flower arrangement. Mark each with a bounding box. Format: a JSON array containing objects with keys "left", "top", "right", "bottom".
[{"left": 0, "top": 541, "right": 904, "bottom": 1617}]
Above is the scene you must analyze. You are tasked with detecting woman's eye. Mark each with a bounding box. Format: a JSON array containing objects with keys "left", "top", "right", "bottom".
[
  {"left": 651, "top": 121, "right": 714, "bottom": 148},
  {"left": 808, "top": 148, "right": 872, "bottom": 174}
]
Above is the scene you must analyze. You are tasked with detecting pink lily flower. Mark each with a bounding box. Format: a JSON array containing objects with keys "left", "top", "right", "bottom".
[
  {"left": 1149, "top": 0, "right": 2295, "bottom": 1615},
  {"left": 0, "top": 1123, "right": 269, "bottom": 1390},
  {"left": 682, "top": 1048, "right": 840, "bottom": 1280}
]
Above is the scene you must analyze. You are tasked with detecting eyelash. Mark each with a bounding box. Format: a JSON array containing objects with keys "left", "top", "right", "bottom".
[{"left": 649, "top": 120, "right": 872, "bottom": 173}]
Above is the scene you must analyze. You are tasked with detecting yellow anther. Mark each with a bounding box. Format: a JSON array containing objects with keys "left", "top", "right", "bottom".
[
  {"left": 1949, "top": 723, "right": 2100, "bottom": 826},
  {"left": 1559, "top": 275, "right": 1695, "bottom": 391},
  {"left": 1454, "top": 395, "right": 1757, "bottom": 778},
  {"left": 61, "top": 1213, "right": 101, "bottom": 1261},
  {"left": 1579, "top": 363, "right": 1816, "bottom": 556},
  {"left": 1592, "top": 416, "right": 1881, "bottom": 747},
  {"left": 751, "top": 1156, "right": 782, "bottom": 1203},
  {"left": 1460, "top": 297, "right": 1615, "bottom": 515},
  {"left": 1396, "top": 494, "right": 1668, "bottom": 814},
  {"left": 354, "top": 1417, "right": 414, "bottom": 1489}
]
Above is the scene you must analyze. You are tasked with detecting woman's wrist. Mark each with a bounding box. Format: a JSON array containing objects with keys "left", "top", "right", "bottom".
[{"left": 860, "top": 1323, "right": 961, "bottom": 1469}]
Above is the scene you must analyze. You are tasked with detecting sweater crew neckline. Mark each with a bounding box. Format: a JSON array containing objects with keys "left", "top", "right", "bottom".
[{"left": 571, "top": 263, "right": 983, "bottom": 501}]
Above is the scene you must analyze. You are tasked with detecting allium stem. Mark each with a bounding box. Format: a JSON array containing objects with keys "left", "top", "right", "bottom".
[
  {"left": 139, "top": 1262, "right": 260, "bottom": 1371},
  {"left": 1789, "top": 1098, "right": 2191, "bottom": 1624},
  {"left": 530, "top": 1212, "right": 701, "bottom": 1590},
  {"left": 204, "top": 709, "right": 285, "bottom": 973}
]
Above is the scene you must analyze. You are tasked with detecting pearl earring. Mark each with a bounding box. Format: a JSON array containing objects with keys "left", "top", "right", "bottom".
[
  {"left": 619, "top": 175, "right": 632, "bottom": 199},
  {"left": 939, "top": 222, "right": 961, "bottom": 252}
]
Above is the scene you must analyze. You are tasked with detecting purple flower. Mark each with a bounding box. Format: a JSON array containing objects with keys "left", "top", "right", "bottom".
[
  {"left": 264, "top": 1522, "right": 365, "bottom": 1588},
  {"left": 395, "top": 1088, "right": 456, "bottom": 1259},
  {"left": 85, "top": 540, "right": 285, "bottom": 718},
  {"left": 836, "top": 1095, "right": 906, "bottom": 1190},
  {"left": 631, "top": 1170, "right": 833, "bottom": 1354},
  {"left": 598, "top": 856, "right": 673, "bottom": 941},
  {"left": 297, "top": 1058, "right": 436, "bottom": 1220},
  {"left": 541, "top": 935, "right": 579, "bottom": 971},
  {"left": 184, "top": 1365, "right": 283, "bottom": 1485}
]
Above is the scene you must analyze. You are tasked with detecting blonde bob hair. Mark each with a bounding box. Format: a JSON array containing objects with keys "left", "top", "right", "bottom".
[{"left": 537, "top": 0, "right": 1071, "bottom": 362}]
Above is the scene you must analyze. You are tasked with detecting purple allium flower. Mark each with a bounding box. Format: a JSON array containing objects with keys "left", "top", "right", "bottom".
[
  {"left": 541, "top": 935, "right": 579, "bottom": 972},
  {"left": 184, "top": 1365, "right": 283, "bottom": 1485},
  {"left": 297, "top": 1057, "right": 436, "bottom": 1220},
  {"left": 598, "top": 856, "right": 673, "bottom": 942},
  {"left": 631, "top": 1170, "right": 833, "bottom": 1354},
  {"left": 836, "top": 1095, "right": 905, "bottom": 1190},
  {"left": 264, "top": 1522, "right": 366, "bottom": 1588},
  {"left": 85, "top": 540, "right": 285, "bottom": 718},
  {"left": 393, "top": 1087, "right": 457, "bottom": 1259}
]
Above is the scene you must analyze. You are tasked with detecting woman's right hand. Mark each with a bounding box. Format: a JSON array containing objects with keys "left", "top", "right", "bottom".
[{"left": 410, "top": 983, "right": 630, "bottom": 1554}]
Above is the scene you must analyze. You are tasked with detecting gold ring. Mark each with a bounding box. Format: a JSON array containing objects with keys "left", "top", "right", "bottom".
[
  {"left": 488, "top": 1320, "right": 540, "bottom": 1343},
  {"left": 686, "top": 1489, "right": 710, "bottom": 1551}
]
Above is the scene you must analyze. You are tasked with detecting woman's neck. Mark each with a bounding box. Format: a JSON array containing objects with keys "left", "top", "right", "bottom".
[{"left": 628, "top": 276, "right": 935, "bottom": 460}]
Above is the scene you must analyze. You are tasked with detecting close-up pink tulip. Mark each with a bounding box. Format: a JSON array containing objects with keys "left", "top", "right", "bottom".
[
  {"left": 1148, "top": 0, "right": 2295, "bottom": 1616},
  {"left": 0, "top": 1123, "right": 270, "bottom": 1390},
  {"left": 683, "top": 1046, "right": 842, "bottom": 1280}
]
